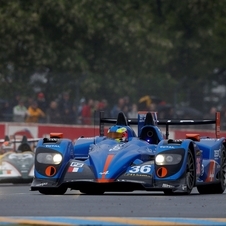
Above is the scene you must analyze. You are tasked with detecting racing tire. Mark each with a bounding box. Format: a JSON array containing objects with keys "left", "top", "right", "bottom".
[
  {"left": 197, "top": 146, "right": 226, "bottom": 194},
  {"left": 79, "top": 190, "right": 105, "bottom": 195},
  {"left": 38, "top": 187, "right": 67, "bottom": 195},
  {"left": 164, "top": 149, "right": 195, "bottom": 195},
  {"left": 163, "top": 190, "right": 174, "bottom": 195}
]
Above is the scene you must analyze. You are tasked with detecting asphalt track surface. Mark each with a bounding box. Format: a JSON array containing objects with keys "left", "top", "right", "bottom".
[{"left": 0, "top": 184, "right": 226, "bottom": 225}]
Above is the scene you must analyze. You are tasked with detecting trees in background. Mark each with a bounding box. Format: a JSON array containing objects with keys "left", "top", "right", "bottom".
[{"left": 0, "top": 0, "right": 225, "bottom": 111}]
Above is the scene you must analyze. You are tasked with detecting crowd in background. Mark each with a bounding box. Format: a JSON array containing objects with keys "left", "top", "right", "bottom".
[{"left": 0, "top": 91, "right": 226, "bottom": 131}]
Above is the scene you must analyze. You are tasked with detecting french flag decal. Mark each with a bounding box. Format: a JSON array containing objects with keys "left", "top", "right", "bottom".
[{"left": 68, "top": 167, "right": 82, "bottom": 173}]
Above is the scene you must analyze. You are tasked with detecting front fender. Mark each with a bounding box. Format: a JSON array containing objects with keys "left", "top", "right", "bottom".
[
  {"left": 34, "top": 138, "right": 74, "bottom": 179},
  {"left": 154, "top": 139, "right": 196, "bottom": 180}
]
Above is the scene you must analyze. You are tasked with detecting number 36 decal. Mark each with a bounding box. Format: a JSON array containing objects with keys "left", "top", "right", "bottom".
[{"left": 129, "top": 165, "right": 152, "bottom": 174}]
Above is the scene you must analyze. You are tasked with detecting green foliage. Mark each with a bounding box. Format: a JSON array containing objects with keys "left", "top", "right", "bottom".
[{"left": 0, "top": 0, "right": 225, "bottom": 109}]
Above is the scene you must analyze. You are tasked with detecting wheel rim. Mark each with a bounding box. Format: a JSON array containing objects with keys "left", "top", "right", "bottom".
[{"left": 186, "top": 151, "right": 195, "bottom": 190}]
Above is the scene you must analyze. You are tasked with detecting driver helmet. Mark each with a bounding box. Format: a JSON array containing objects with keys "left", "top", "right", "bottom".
[{"left": 107, "top": 126, "right": 129, "bottom": 142}]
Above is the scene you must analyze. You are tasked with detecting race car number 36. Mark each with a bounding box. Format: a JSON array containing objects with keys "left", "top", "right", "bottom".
[{"left": 128, "top": 165, "right": 152, "bottom": 174}]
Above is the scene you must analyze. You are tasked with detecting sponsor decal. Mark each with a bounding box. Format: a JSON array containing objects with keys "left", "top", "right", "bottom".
[
  {"left": 0, "top": 168, "right": 11, "bottom": 175},
  {"left": 125, "top": 173, "right": 152, "bottom": 177},
  {"left": 159, "top": 146, "right": 175, "bottom": 149},
  {"left": 109, "top": 144, "right": 125, "bottom": 152},
  {"left": 162, "top": 183, "right": 174, "bottom": 188},
  {"left": 196, "top": 156, "right": 201, "bottom": 176},
  {"left": 68, "top": 166, "right": 83, "bottom": 173},
  {"left": 45, "top": 145, "right": 60, "bottom": 148},
  {"left": 70, "top": 162, "right": 84, "bottom": 167},
  {"left": 36, "top": 182, "right": 48, "bottom": 186},
  {"left": 214, "top": 149, "right": 220, "bottom": 159},
  {"left": 201, "top": 164, "right": 204, "bottom": 176},
  {"left": 99, "top": 171, "right": 109, "bottom": 175}
]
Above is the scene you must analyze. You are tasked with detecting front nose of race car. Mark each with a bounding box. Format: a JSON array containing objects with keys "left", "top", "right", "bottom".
[
  {"left": 88, "top": 144, "right": 154, "bottom": 183},
  {"left": 33, "top": 139, "right": 74, "bottom": 181}
]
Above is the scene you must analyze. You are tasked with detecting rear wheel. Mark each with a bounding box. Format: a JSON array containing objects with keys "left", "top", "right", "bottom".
[
  {"left": 164, "top": 149, "right": 195, "bottom": 195},
  {"left": 197, "top": 146, "right": 226, "bottom": 194},
  {"left": 38, "top": 187, "right": 67, "bottom": 195}
]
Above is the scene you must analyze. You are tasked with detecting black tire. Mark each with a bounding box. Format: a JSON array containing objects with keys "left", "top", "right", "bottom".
[
  {"left": 163, "top": 149, "right": 195, "bottom": 195},
  {"left": 38, "top": 187, "right": 67, "bottom": 195},
  {"left": 184, "top": 149, "right": 196, "bottom": 194},
  {"left": 80, "top": 190, "right": 105, "bottom": 195},
  {"left": 163, "top": 190, "right": 174, "bottom": 195},
  {"left": 197, "top": 146, "right": 226, "bottom": 194}
]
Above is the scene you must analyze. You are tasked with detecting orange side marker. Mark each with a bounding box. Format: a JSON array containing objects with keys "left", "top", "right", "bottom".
[
  {"left": 45, "top": 166, "right": 56, "bottom": 176},
  {"left": 157, "top": 167, "right": 168, "bottom": 177}
]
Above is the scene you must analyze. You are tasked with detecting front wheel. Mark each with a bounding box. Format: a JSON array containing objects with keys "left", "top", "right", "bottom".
[
  {"left": 184, "top": 149, "right": 196, "bottom": 194},
  {"left": 163, "top": 149, "right": 195, "bottom": 195}
]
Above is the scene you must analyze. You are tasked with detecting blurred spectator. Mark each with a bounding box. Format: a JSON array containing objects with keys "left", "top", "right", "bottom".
[
  {"left": 25, "top": 101, "right": 45, "bottom": 123},
  {"left": 1, "top": 101, "right": 12, "bottom": 122},
  {"left": 138, "top": 95, "right": 151, "bottom": 111},
  {"left": 77, "top": 98, "right": 86, "bottom": 124},
  {"left": 26, "top": 97, "right": 34, "bottom": 108},
  {"left": 46, "top": 101, "right": 61, "bottom": 124},
  {"left": 128, "top": 103, "right": 138, "bottom": 118},
  {"left": 11, "top": 93, "right": 21, "bottom": 108},
  {"left": 123, "top": 96, "right": 131, "bottom": 117},
  {"left": 98, "top": 99, "right": 111, "bottom": 117},
  {"left": 158, "top": 104, "right": 175, "bottom": 119},
  {"left": 122, "top": 105, "right": 129, "bottom": 117},
  {"left": 81, "top": 98, "right": 94, "bottom": 125},
  {"left": 111, "top": 97, "right": 125, "bottom": 117},
  {"left": 13, "top": 99, "right": 27, "bottom": 122},
  {"left": 36, "top": 92, "right": 48, "bottom": 113},
  {"left": 58, "top": 92, "right": 75, "bottom": 124}
]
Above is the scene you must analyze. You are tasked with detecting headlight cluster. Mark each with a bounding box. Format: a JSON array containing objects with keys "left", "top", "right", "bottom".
[
  {"left": 155, "top": 154, "right": 182, "bottom": 165},
  {"left": 37, "top": 153, "right": 62, "bottom": 164}
]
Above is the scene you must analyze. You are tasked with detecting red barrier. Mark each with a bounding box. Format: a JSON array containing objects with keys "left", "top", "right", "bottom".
[{"left": 1, "top": 122, "right": 226, "bottom": 141}]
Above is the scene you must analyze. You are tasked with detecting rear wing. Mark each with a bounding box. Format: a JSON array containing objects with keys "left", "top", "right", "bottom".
[{"left": 99, "top": 111, "right": 221, "bottom": 139}]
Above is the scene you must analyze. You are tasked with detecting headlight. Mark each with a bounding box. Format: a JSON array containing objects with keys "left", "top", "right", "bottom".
[
  {"left": 155, "top": 154, "right": 182, "bottom": 165},
  {"left": 37, "top": 153, "right": 63, "bottom": 165},
  {"left": 53, "top": 154, "right": 62, "bottom": 164},
  {"left": 155, "top": 154, "right": 164, "bottom": 163}
]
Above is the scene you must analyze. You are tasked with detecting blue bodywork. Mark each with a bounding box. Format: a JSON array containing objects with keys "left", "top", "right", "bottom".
[{"left": 31, "top": 112, "right": 226, "bottom": 195}]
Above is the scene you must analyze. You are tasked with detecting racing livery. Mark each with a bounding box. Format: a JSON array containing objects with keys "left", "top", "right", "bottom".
[
  {"left": 31, "top": 111, "right": 226, "bottom": 195},
  {"left": 0, "top": 136, "right": 37, "bottom": 183}
]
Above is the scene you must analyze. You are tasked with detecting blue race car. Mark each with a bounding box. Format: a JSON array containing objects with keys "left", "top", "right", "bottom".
[{"left": 30, "top": 111, "right": 226, "bottom": 195}]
